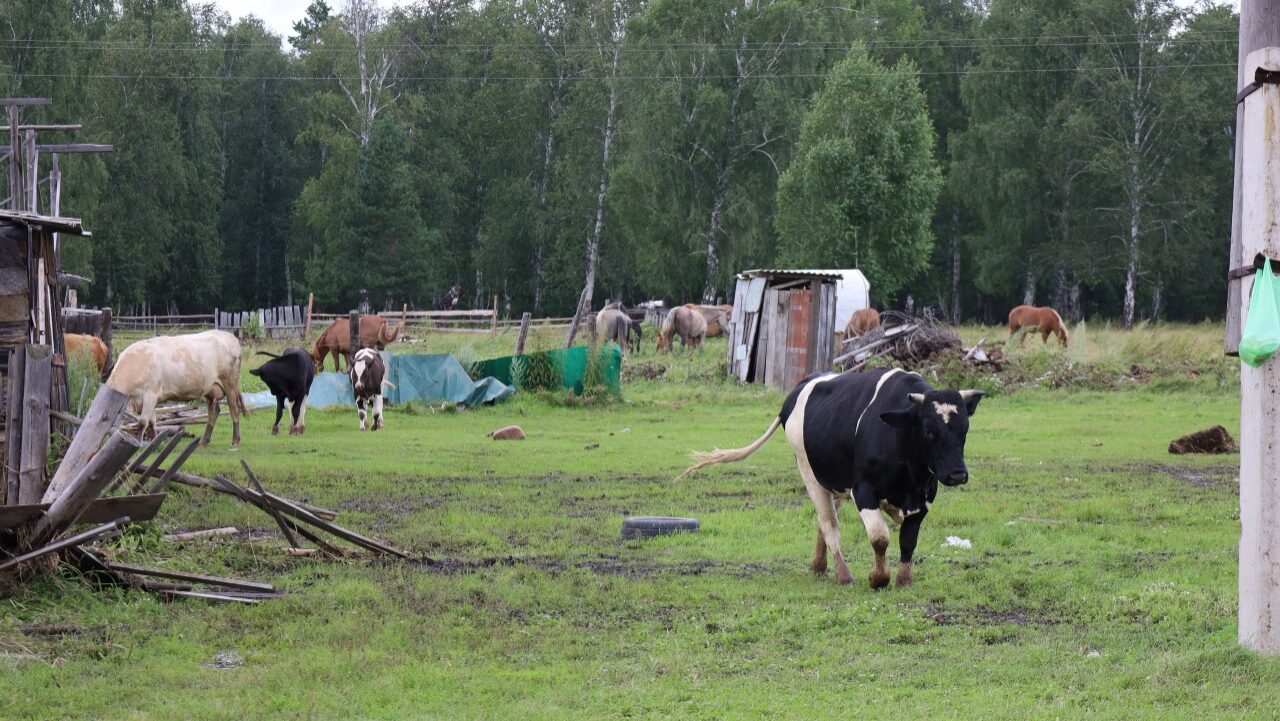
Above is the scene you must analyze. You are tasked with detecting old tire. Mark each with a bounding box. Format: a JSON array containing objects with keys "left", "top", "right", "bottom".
[{"left": 621, "top": 516, "right": 700, "bottom": 540}]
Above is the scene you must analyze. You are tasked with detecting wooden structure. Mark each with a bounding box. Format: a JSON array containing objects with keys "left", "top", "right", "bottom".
[
  {"left": 727, "top": 269, "right": 839, "bottom": 391},
  {"left": 1236, "top": 44, "right": 1280, "bottom": 655}
]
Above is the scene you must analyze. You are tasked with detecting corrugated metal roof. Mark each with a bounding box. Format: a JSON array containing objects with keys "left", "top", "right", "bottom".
[{"left": 737, "top": 268, "right": 844, "bottom": 281}]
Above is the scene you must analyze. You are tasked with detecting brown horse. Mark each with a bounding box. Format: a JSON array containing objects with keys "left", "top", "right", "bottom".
[
  {"left": 1008, "top": 305, "right": 1069, "bottom": 347},
  {"left": 311, "top": 307, "right": 407, "bottom": 371},
  {"left": 844, "top": 308, "right": 881, "bottom": 338},
  {"left": 657, "top": 306, "right": 706, "bottom": 351}
]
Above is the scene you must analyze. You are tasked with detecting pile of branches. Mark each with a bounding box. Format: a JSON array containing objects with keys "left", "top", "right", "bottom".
[{"left": 836, "top": 311, "right": 963, "bottom": 371}]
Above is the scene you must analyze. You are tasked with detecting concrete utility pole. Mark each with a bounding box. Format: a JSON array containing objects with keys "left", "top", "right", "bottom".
[
  {"left": 1237, "top": 42, "right": 1280, "bottom": 654},
  {"left": 1226, "top": 0, "right": 1280, "bottom": 353}
]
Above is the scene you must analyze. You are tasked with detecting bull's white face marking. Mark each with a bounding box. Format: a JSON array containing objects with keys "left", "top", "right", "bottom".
[
  {"left": 933, "top": 401, "right": 958, "bottom": 424},
  {"left": 351, "top": 359, "right": 367, "bottom": 390}
]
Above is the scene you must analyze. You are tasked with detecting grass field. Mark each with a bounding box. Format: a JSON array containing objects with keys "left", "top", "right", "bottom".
[{"left": 3, "top": 322, "right": 1275, "bottom": 719}]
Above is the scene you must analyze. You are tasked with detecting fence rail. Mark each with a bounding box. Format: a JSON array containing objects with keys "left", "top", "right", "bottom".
[{"left": 110, "top": 308, "right": 591, "bottom": 337}]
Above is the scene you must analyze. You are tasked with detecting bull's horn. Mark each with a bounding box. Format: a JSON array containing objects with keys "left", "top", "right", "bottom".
[
  {"left": 959, "top": 390, "right": 985, "bottom": 401},
  {"left": 907, "top": 393, "right": 925, "bottom": 405}
]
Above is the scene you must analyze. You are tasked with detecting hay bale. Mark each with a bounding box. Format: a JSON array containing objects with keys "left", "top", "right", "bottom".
[{"left": 1168, "top": 426, "right": 1238, "bottom": 454}]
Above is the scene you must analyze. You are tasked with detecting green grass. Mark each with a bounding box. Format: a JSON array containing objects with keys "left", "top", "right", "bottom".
[{"left": 2, "top": 325, "right": 1273, "bottom": 719}]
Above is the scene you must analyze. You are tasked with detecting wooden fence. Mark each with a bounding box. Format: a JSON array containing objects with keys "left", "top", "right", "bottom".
[{"left": 216, "top": 306, "right": 306, "bottom": 339}]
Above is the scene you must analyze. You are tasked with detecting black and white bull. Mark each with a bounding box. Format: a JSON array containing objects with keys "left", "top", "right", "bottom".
[
  {"left": 250, "top": 348, "right": 316, "bottom": 436},
  {"left": 348, "top": 348, "right": 387, "bottom": 431},
  {"left": 680, "top": 368, "right": 983, "bottom": 588}
]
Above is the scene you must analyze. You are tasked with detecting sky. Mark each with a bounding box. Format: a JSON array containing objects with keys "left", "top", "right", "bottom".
[
  {"left": 212, "top": 0, "right": 1239, "bottom": 42},
  {"left": 209, "top": 1, "right": 402, "bottom": 41}
]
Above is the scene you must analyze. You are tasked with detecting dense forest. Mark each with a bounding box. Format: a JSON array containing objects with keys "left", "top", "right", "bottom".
[{"left": 0, "top": 0, "right": 1239, "bottom": 324}]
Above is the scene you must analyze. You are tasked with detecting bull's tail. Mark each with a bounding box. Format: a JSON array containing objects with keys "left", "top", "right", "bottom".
[
  {"left": 676, "top": 417, "right": 782, "bottom": 481},
  {"left": 254, "top": 350, "right": 283, "bottom": 359}
]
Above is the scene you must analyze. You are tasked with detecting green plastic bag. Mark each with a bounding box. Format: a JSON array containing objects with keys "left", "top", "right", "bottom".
[{"left": 1240, "top": 259, "right": 1280, "bottom": 367}]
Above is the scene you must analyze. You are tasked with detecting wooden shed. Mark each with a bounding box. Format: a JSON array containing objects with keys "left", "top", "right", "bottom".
[{"left": 727, "top": 269, "right": 839, "bottom": 391}]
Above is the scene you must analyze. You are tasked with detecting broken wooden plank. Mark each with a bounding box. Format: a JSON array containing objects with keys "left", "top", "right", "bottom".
[
  {"left": 146, "top": 466, "right": 338, "bottom": 519},
  {"left": 0, "top": 517, "right": 128, "bottom": 573},
  {"left": 158, "top": 589, "right": 260, "bottom": 605},
  {"left": 262, "top": 490, "right": 409, "bottom": 559},
  {"left": 30, "top": 430, "right": 140, "bottom": 545},
  {"left": 241, "top": 460, "right": 298, "bottom": 549},
  {"left": 0, "top": 493, "right": 167, "bottom": 531},
  {"left": 105, "top": 561, "right": 274, "bottom": 592},
  {"left": 42, "top": 385, "right": 129, "bottom": 503},
  {"left": 4, "top": 347, "right": 24, "bottom": 505}
]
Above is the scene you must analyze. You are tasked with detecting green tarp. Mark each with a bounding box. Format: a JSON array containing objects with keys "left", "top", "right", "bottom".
[
  {"left": 246, "top": 353, "right": 514, "bottom": 410},
  {"left": 471, "top": 344, "right": 622, "bottom": 396}
]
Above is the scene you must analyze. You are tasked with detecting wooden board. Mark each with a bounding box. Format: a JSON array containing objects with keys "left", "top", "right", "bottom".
[{"left": 0, "top": 493, "right": 167, "bottom": 532}]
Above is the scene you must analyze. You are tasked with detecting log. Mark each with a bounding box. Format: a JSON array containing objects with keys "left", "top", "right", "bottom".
[
  {"left": 42, "top": 385, "right": 128, "bottom": 503},
  {"left": 163, "top": 527, "right": 238, "bottom": 542},
  {"left": 303, "top": 293, "right": 314, "bottom": 340},
  {"left": 0, "top": 518, "right": 128, "bottom": 573},
  {"left": 29, "top": 430, "right": 140, "bottom": 545},
  {"left": 18, "top": 345, "right": 52, "bottom": 504},
  {"left": 4, "top": 347, "right": 24, "bottom": 505},
  {"left": 207, "top": 474, "right": 344, "bottom": 556}
]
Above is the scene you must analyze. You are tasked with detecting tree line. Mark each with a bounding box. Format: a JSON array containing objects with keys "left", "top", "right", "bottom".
[{"left": 0, "top": 0, "right": 1238, "bottom": 325}]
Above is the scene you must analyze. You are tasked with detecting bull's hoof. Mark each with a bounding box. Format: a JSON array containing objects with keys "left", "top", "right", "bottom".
[
  {"left": 896, "top": 564, "right": 914, "bottom": 587},
  {"left": 271, "top": 426, "right": 279, "bottom": 436},
  {"left": 869, "top": 569, "right": 891, "bottom": 589}
]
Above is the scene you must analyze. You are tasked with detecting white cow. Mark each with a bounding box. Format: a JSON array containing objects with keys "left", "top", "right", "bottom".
[{"left": 107, "top": 330, "right": 248, "bottom": 447}]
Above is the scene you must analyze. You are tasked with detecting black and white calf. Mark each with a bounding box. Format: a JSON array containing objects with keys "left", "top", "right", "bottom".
[
  {"left": 348, "top": 348, "right": 387, "bottom": 431},
  {"left": 249, "top": 348, "right": 316, "bottom": 436},
  {"left": 680, "top": 368, "right": 983, "bottom": 588}
]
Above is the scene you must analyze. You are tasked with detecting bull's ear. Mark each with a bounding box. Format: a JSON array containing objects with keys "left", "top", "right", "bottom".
[
  {"left": 959, "top": 389, "right": 984, "bottom": 416},
  {"left": 879, "top": 406, "right": 917, "bottom": 430}
]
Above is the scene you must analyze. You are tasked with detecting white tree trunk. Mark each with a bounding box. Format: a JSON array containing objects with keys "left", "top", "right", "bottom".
[
  {"left": 949, "top": 206, "right": 961, "bottom": 323},
  {"left": 1123, "top": 203, "right": 1140, "bottom": 328},
  {"left": 583, "top": 57, "right": 620, "bottom": 307},
  {"left": 1022, "top": 255, "right": 1036, "bottom": 306}
]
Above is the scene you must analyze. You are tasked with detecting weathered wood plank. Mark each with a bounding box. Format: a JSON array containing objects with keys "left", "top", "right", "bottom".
[
  {"left": 30, "top": 430, "right": 140, "bottom": 544},
  {"left": 0, "top": 518, "right": 127, "bottom": 573},
  {"left": 18, "top": 345, "right": 51, "bottom": 504},
  {"left": 42, "top": 385, "right": 128, "bottom": 503},
  {"left": 5, "top": 347, "right": 24, "bottom": 504},
  {"left": 105, "top": 561, "right": 274, "bottom": 592}
]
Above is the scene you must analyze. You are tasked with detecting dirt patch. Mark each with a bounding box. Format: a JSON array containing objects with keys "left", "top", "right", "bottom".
[
  {"left": 623, "top": 361, "right": 667, "bottom": 381},
  {"left": 921, "top": 604, "right": 1064, "bottom": 628},
  {"left": 1152, "top": 463, "right": 1237, "bottom": 492}
]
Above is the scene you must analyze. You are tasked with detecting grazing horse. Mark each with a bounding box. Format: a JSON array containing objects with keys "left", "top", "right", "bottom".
[
  {"left": 657, "top": 306, "right": 706, "bottom": 352},
  {"left": 685, "top": 304, "right": 731, "bottom": 338},
  {"left": 310, "top": 309, "right": 406, "bottom": 372},
  {"left": 596, "top": 308, "right": 642, "bottom": 354},
  {"left": 844, "top": 308, "right": 881, "bottom": 339},
  {"left": 1008, "top": 305, "right": 1069, "bottom": 347}
]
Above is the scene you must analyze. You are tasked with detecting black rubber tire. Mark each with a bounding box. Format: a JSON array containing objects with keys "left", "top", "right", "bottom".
[{"left": 621, "top": 516, "right": 700, "bottom": 540}]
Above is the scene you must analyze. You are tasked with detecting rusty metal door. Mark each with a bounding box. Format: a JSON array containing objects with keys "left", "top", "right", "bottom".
[{"left": 782, "top": 288, "right": 813, "bottom": 391}]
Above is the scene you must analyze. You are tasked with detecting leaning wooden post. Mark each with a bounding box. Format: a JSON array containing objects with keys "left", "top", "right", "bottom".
[
  {"left": 1237, "top": 45, "right": 1280, "bottom": 655},
  {"left": 303, "top": 292, "right": 314, "bottom": 340},
  {"left": 42, "top": 385, "right": 129, "bottom": 503},
  {"left": 491, "top": 295, "right": 499, "bottom": 337},
  {"left": 30, "top": 430, "right": 140, "bottom": 546},
  {"left": 515, "top": 312, "right": 532, "bottom": 355},
  {"left": 564, "top": 288, "right": 590, "bottom": 348},
  {"left": 18, "top": 345, "right": 51, "bottom": 505},
  {"left": 348, "top": 309, "right": 361, "bottom": 364}
]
